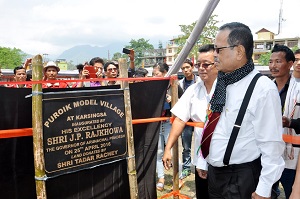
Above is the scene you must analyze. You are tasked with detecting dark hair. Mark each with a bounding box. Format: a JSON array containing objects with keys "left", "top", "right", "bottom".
[
  {"left": 153, "top": 62, "right": 169, "bottom": 73},
  {"left": 152, "top": 62, "right": 160, "bottom": 69},
  {"left": 104, "top": 61, "right": 119, "bottom": 72},
  {"left": 13, "top": 66, "right": 25, "bottom": 75},
  {"left": 134, "top": 67, "right": 148, "bottom": 77},
  {"left": 271, "top": 44, "right": 295, "bottom": 62},
  {"left": 219, "top": 22, "right": 253, "bottom": 60},
  {"left": 294, "top": 49, "right": 300, "bottom": 55},
  {"left": 76, "top": 64, "right": 84, "bottom": 73},
  {"left": 198, "top": 44, "right": 215, "bottom": 53},
  {"left": 162, "top": 63, "right": 169, "bottom": 72},
  {"left": 159, "top": 63, "right": 169, "bottom": 73},
  {"left": 183, "top": 58, "right": 193, "bottom": 67},
  {"left": 111, "top": 60, "right": 119, "bottom": 68},
  {"left": 89, "top": 57, "right": 104, "bottom": 66}
]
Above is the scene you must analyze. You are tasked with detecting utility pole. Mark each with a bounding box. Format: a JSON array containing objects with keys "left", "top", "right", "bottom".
[{"left": 277, "top": 0, "right": 284, "bottom": 35}]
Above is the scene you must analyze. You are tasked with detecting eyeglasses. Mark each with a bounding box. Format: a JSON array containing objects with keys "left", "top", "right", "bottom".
[
  {"left": 214, "top": 45, "right": 237, "bottom": 54},
  {"left": 195, "top": 62, "right": 214, "bottom": 69},
  {"left": 107, "top": 68, "right": 118, "bottom": 72}
]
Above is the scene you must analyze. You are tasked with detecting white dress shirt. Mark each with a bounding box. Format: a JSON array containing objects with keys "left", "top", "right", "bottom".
[
  {"left": 171, "top": 79, "right": 217, "bottom": 170},
  {"left": 197, "top": 69, "right": 285, "bottom": 197}
]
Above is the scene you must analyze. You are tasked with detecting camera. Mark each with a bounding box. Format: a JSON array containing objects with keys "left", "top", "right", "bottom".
[
  {"left": 83, "top": 65, "right": 97, "bottom": 78},
  {"left": 122, "top": 48, "right": 131, "bottom": 54}
]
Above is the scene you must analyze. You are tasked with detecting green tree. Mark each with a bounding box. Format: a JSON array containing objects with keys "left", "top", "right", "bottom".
[
  {"left": 174, "top": 15, "right": 219, "bottom": 59},
  {"left": 258, "top": 52, "right": 271, "bottom": 66},
  {"left": 125, "top": 38, "right": 154, "bottom": 67},
  {"left": 292, "top": 45, "right": 299, "bottom": 52},
  {"left": 0, "top": 47, "right": 26, "bottom": 69},
  {"left": 111, "top": 52, "right": 124, "bottom": 61},
  {"left": 158, "top": 41, "right": 163, "bottom": 49},
  {"left": 67, "top": 60, "right": 76, "bottom": 70}
]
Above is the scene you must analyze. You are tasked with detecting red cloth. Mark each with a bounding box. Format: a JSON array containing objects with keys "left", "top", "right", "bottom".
[
  {"left": 200, "top": 112, "right": 221, "bottom": 158},
  {"left": 42, "top": 82, "right": 69, "bottom": 88},
  {"left": 6, "top": 84, "right": 32, "bottom": 88}
]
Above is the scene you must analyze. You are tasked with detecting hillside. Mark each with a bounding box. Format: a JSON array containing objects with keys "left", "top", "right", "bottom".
[{"left": 56, "top": 43, "right": 127, "bottom": 64}]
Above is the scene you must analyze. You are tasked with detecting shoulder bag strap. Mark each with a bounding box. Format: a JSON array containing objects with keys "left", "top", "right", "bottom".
[{"left": 223, "top": 73, "right": 262, "bottom": 165}]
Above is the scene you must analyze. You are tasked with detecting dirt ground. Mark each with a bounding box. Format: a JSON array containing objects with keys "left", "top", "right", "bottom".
[{"left": 156, "top": 136, "right": 286, "bottom": 199}]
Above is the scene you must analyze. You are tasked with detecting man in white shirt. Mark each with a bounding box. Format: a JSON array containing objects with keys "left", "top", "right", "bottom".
[
  {"left": 178, "top": 59, "right": 200, "bottom": 182},
  {"left": 163, "top": 44, "right": 217, "bottom": 198},
  {"left": 290, "top": 49, "right": 300, "bottom": 199},
  {"left": 165, "top": 22, "right": 284, "bottom": 199},
  {"left": 269, "top": 45, "right": 300, "bottom": 198}
]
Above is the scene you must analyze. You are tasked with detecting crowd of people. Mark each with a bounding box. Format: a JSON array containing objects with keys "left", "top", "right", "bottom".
[{"left": 0, "top": 55, "right": 150, "bottom": 89}]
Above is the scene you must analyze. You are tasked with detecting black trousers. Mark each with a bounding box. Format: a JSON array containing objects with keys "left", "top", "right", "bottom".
[
  {"left": 195, "top": 166, "right": 210, "bottom": 199},
  {"left": 207, "top": 158, "right": 262, "bottom": 199}
]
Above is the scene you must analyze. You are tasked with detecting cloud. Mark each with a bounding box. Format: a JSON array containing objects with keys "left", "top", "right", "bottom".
[{"left": 0, "top": 0, "right": 299, "bottom": 58}]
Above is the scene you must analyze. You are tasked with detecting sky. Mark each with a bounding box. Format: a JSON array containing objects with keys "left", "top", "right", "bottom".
[{"left": 0, "top": 0, "right": 299, "bottom": 58}]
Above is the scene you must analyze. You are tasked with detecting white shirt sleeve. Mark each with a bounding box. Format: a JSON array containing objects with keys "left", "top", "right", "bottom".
[{"left": 253, "top": 88, "right": 285, "bottom": 197}]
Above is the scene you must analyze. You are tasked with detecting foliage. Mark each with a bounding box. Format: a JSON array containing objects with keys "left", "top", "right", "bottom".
[
  {"left": 111, "top": 52, "right": 126, "bottom": 62},
  {"left": 292, "top": 45, "right": 299, "bottom": 52},
  {"left": 158, "top": 41, "right": 163, "bottom": 49},
  {"left": 124, "top": 38, "right": 154, "bottom": 67},
  {"left": 0, "top": 47, "right": 26, "bottom": 69},
  {"left": 258, "top": 52, "right": 271, "bottom": 66},
  {"left": 174, "top": 15, "right": 219, "bottom": 60},
  {"left": 67, "top": 60, "right": 76, "bottom": 70}
]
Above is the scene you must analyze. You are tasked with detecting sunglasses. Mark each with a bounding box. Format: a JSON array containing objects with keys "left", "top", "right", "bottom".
[
  {"left": 214, "top": 45, "right": 237, "bottom": 54},
  {"left": 107, "top": 68, "right": 118, "bottom": 72},
  {"left": 195, "top": 63, "right": 214, "bottom": 69}
]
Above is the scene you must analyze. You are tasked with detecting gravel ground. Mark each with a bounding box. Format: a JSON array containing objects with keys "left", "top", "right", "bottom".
[{"left": 157, "top": 136, "right": 286, "bottom": 199}]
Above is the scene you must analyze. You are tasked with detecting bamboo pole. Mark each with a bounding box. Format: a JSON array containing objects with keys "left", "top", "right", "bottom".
[
  {"left": 118, "top": 58, "right": 139, "bottom": 199},
  {"left": 32, "top": 55, "right": 47, "bottom": 199},
  {"left": 170, "top": 75, "right": 179, "bottom": 199}
]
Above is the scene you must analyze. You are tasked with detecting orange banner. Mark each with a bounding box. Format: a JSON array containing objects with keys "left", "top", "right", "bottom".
[
  {"left": 282, "top": 134, "right": 300, "bottom": 145},
  {"left": 2, "top": 124, "right": 299, "bottom": 145},
  {"left": 0, "top": 128, "right": 33, "bottom": 139}
]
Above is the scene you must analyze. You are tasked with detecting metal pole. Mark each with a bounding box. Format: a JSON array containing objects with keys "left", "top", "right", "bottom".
[
  {"left": 166, "top": 0, "right": 220, "bottom": 77},
  {"left": 32, "top": 54, "right": 47, "bottom": 199}
]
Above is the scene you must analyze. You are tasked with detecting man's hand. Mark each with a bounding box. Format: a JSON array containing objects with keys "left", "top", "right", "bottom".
[
  {"left": 282, "top": 116, "right": 291, "bottom": 128},
  {"left": 196, "top": 168, "right": 207, "bottom": 179},
  {"left": 81, "top": 69, "right": 89, "bottom": 79},
  {"left": 166, "top": 94, "right": 171, "bottom": 103},
  {"left": 162, "top": 148, "right": 172, "bottom": 170},
  {"left": 251, "top": 192, "right": 270, "bottom": 199},
  {"left": 96, "top": 69, "right": 103, "bottom": 78}
]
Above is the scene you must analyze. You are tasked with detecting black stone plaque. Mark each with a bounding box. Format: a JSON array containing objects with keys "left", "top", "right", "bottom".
[{"left": 42, "top": 89, "right": 127, "bottom": 177}]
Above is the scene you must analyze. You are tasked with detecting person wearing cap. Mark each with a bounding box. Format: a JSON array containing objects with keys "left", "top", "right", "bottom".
[{"left": 42, "top": 61, "right": 69, "bottom": 88}]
